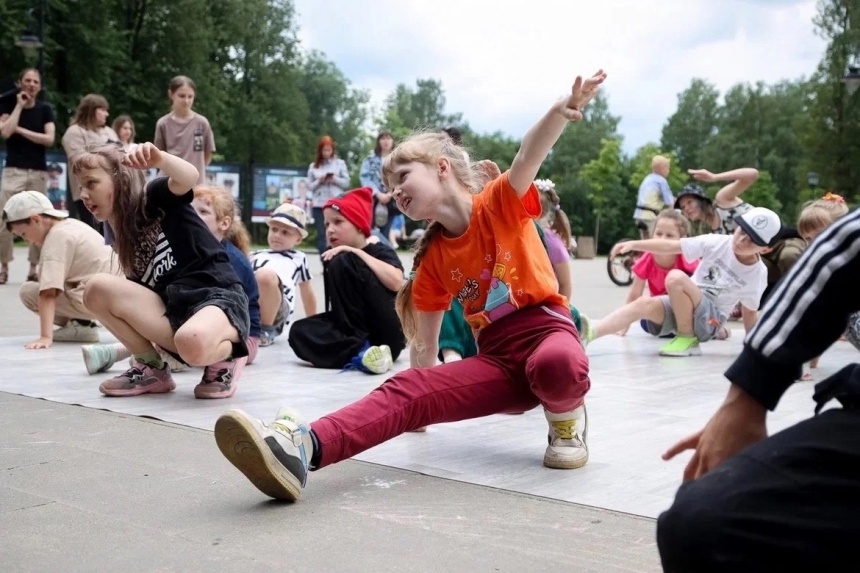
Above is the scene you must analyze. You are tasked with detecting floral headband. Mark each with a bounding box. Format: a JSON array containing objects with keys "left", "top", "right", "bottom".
[
  {"left": 822, "top": 192, "right": 845, "bottom": 204},
  {"left": 533, "top": 179, "right": 556, "bottom": 193}
]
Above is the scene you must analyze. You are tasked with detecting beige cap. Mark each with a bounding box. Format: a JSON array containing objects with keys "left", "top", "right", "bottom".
[{"left": 2, "top": 191, "right": 68, "bottom": 223}]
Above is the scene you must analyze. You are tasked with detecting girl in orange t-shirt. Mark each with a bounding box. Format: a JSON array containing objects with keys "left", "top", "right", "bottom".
[{"left": 213, "top": 70, "right": 607, "bottom": 502}]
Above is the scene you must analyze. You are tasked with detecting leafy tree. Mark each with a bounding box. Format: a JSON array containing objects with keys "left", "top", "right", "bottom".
[
  {"left": 376, "top": 78, "right": 462, "bottom": 141},
  {"left": 580, "top": 138, "right": 632, "bottom": 252},
  {"left": 661, "top": 78, "right": 720, "bottom": 170}
]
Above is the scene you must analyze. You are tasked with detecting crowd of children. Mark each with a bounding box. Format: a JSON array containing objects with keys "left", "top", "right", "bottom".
[{"left": 2, "top": 68, "right": 858, "bottom": 555}]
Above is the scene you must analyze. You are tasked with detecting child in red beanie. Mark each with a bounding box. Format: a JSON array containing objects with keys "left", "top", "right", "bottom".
[{"left": 288, "top": 187, "right": 406, "bottom": 374}]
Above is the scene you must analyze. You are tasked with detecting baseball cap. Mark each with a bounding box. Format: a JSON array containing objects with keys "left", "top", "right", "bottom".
[
  {"left": 266, "top": 202, "right": 308, "bottom": 239},
  {"left": 2, "top": 191, "right": 68, "bottom": 223},
  {"left": 735, "top": 207, "right": 782, "bottom": 247}
]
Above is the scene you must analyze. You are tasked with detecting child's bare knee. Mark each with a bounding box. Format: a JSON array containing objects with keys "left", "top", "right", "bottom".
[
  {"left": 83, "top": 274, "right": 116, "bottom": 311},
  {"left": 173, "top": 327, "right": 210, "bottom": 365},
  {"left": 255, "top": 268, "right": 280, "bottom": 290},
  {"left": 664, "top": 270, "right": 689, "bottom": 290}
]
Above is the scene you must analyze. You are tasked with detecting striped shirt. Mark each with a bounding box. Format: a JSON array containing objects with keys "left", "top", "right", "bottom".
[{"left": 725, "top": 208, "right": 860, "bottom": 410}]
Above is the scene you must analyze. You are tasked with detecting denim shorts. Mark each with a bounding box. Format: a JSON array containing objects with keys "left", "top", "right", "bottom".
[{"left": 161, "top": 282, "right": 251, "bottom": 358}]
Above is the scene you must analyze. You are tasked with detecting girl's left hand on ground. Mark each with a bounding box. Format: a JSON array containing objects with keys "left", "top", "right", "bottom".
[
  {"left": 321, "top": 245, "right": 355, "bottom": 262},
  {"left": 25, "top": 337, "right": 52, "bottom": 350},
  {"left": 555, "top": 70, "right": 607, "bottom": 122},
  {"left": 123, "top": 142, "right": 163, "bottom": 170}
]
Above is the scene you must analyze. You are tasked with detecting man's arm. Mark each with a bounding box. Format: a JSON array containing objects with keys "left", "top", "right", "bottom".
[{"left": 726, "top": 209, "right": 860, "bottom": 409}]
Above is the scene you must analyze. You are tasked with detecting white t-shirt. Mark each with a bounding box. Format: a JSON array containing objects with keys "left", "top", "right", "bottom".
[
  {"left": 250, "top": 249, "right": 312, "bottom": 317},
  {"left": 680, "top": 234, "right": 767, "bottom": 314}
]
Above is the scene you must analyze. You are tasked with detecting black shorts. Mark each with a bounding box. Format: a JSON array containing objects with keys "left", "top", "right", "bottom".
[{"left": 160, "top": 283, "right": 251, "bottom": 358}]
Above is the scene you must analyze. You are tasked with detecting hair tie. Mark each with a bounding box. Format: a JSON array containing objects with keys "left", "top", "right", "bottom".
[
  {"left": 822, "top": 192, "right": 845, "bottom": 204},
  {"left": 408, "top": 270, "right": 416, "bottom": 280},
  {"left": 553, "top": 205, "right": 561, "bottom": 211}
]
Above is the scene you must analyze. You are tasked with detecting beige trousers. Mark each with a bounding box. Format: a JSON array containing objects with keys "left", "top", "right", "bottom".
[
  {"left": 0, "top": 167, "right": 49, "bottom": 265},
  {"left": 19, "top": 281, "right": 92, "bottom": 326}
]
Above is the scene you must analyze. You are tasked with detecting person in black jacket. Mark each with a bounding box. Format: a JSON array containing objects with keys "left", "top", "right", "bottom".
[{"left": 657, "top": 207, "right": 860, "bottom": 572}]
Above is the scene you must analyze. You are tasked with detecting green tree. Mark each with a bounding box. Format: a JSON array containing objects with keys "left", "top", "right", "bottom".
[
  {"left": 580, "top": 138, "right": 631, "bottom": 252},
  {"left": 801, "top": 0, "right": 860, "bottom": 202},
  {"left": 661, "top": 78, "right": 720, "bottom": 170},
  {"left": 740, "top": 170, "right": 783, "bottom": 214},
  {"left": 377, "top": 78, "right": 463, "bottom": 140}
]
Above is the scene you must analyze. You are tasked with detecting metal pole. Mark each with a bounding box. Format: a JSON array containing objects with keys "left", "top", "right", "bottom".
[{"left": 37, "top": 0, "right": 45, "bottom": 84}]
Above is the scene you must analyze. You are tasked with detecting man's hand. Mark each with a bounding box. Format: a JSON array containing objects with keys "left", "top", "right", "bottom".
[
  {"left": 25, "top": 336, "right": 53, "bottom": 350},
  {"left": 663, "top": 385, "right": 767, "bottom": 481}
]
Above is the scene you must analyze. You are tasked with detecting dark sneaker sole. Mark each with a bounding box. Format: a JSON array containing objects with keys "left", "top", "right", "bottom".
[{"left": 214, "top": 411, "right": 301, "bottom": 501}]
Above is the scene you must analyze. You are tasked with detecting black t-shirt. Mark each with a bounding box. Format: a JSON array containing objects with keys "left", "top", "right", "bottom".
[
  {"left": 0, "top": 99, "right": 55, "bottom": 170},
  {"left": 130, "top": 177, "right": 240, "bottom": 294}
]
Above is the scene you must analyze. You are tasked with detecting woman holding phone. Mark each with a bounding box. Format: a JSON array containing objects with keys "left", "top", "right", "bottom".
[{"left": 307, "top": 135, "right": 349, "bottom": 253}]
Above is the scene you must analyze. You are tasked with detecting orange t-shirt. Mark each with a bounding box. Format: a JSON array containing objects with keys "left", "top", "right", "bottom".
[{"left": 412, "top": 172, "right": 567, "bottom": 331}]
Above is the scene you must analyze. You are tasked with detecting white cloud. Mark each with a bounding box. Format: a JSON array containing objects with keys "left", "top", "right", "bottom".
[{"left": 292, "top": 0, "right": 826, "bottom": 154}]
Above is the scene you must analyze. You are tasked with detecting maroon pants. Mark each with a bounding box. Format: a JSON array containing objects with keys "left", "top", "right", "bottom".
[{"left": 311, "top": 304, "right": 590, "bottom": 469}]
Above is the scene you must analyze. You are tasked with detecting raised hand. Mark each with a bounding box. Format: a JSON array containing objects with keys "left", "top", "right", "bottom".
[
  {"left": 123, "top": 142, "right": 164, "bottom": 170},
  {"left": 687, "top": 169, "right": 716, "bottom": 183},
  {"left": 555, "top": 70, "right": 607, "bottom": 122}
]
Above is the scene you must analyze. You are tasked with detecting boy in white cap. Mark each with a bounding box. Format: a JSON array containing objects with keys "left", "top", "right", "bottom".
[
  {"left": 590, "top": 206, "right": 782, "bottom": 356},
  {"left": 2, "top": 190, "right": 115, "bottom": 348},
  {"left": 251, "top": 202, "right": 317, "bottom": 346}
]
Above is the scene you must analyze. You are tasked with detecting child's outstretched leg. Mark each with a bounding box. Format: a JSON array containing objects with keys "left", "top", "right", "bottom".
[
  {"left": 591, "top": 297, "right": 667, "bottom": 342},
  {"left": 83, "top": 274, "right": 176, "bottom": 396},
  {"left": 659, "top": 270, "right": 704, "bottom": 357}
]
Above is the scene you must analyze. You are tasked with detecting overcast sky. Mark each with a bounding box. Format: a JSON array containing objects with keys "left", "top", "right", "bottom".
[{"left": 292, "top": 0, "right": 826, "bottom": 153}]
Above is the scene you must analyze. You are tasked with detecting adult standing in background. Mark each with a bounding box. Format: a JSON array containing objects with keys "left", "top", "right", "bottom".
[
  {"left": 0, "top": 68, "right": 56, "bottom": 285},
  {"left": 62, "top": 94, "right": 120, "bottom": 230},
  {"left": 633, "top": 155, "right": 674, "bottom": 238},
  {"left": 308, "top": 135, "right": 349, "bottom": 253},
  {"left": 360, "top": 131, "right": 397, "bottom": 241},
  {"left": 153, "top": 75, "right": 215, "bottom": 186}
]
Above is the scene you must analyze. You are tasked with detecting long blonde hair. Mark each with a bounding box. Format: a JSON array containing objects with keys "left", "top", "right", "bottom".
[
  {"left": 193, "top": 186, "right": 251, "bottom": 255},
  {"left": 70, "top": 145, "right": 147, "bottom": 274},
  {"left": 797, "top": 193, "right": 849, "bottom": 238},
  {"left": 382, "top": 131, "right": 483, "bottom": 345}
]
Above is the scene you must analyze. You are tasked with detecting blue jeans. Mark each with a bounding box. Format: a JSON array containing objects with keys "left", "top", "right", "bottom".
[{"left": 312, "top": 207, "right": 327, "bottom": 253}]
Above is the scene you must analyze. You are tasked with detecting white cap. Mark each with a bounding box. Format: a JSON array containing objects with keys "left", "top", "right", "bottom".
[
  {"left": 2, "top": 191, "right": 68, "bottom": 223},
  {"left": 735, "top": 207, "right": 781, "bottom": 247}
]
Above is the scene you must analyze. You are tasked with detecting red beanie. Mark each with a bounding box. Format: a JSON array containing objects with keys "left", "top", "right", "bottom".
[{"left": 324, "top": 187, "right": 373, "bottom": 237}]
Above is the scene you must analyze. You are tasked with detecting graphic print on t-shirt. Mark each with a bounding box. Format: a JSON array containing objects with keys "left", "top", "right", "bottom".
[
  {"left": 456, "top": 247, "right": 523, "bottom": 330},
  {"left": 141, "top": 232, "right": 177, "bottom": 288}
]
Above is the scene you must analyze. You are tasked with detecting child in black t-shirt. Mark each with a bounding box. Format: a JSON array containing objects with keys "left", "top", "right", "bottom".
[
  {"left": 288, "top": 187, "right": 406, "bottom": 374},
  {"left": 70, "top": 143, "right": 250, "bottom": 399}
]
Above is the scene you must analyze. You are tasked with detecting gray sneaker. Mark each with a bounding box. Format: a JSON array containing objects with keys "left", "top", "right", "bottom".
[
  {"left": 215, "top": 407, "right": 312, "bottom": 501},
  {"left": 99, "top": 363, "right": 175, "bottom": 397},
  {"left": 544, "top": 405, "right": 589, "bottom": 469},
  {"left": 54, "top": 320, "right": 100, "bottom": 343}
]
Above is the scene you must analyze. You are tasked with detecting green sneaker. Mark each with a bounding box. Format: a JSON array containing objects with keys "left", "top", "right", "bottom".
[
  {"left": 579, "top": 314, "right": 594, "bottom": 349},
  {"left": 659, "top": 335, "right": 702, "bottom": 357}
]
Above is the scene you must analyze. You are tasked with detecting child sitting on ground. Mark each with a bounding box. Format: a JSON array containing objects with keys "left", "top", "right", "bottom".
[
  {"left": 250, "top": 202, "right": 316, "bottom": 346},
  {"left": 2, "top": 190, "right": 115, "bottom": 349},
  {"left": 288, "top": 186, "right": 405, "bottom": 374},
  {"left": 796, "top": 193, "right": 855, "bottom": 379},
  {"left": 588, "top": 207, "right": 781, "bottom": 356},
  {"left": 617, "top": 209, "right": 701, "bottom": 337}
]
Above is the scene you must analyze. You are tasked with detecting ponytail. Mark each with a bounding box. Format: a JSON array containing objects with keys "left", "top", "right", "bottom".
[{"left": 395, "top": 221, "right": 444, "bottom": 346}]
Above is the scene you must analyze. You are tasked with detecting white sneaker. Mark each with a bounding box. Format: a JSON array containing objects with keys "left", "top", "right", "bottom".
[
  {"left": 360, "top": 344, "right": 393, "bottom": 374},
  {"left": 81, "top": 344, "right": 118, "bottom": 375},
  {"left": 544, "top": 405, "right": 589, "bottom": 469},
  {"left": 214, "top": 407, "right": 313, "bottom": 501},
  {"left": 54, "top": 320, "right": 100, "bottom": 343}
]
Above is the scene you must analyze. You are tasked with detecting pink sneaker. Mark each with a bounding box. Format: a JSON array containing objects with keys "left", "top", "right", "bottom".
[
  {"left": 194, "top": 356, "right": 247, "bottom": 399},
  {"left": 99, "top": 363, "right": 176, "bottom": 397},
  {"left": 246, "top": 337, "right": 260, "bottom": 365}
]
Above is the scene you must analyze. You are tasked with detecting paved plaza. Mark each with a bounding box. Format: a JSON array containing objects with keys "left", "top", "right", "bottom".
[{"left": 1, "top": 245, "right": 854, "bottom": 572}]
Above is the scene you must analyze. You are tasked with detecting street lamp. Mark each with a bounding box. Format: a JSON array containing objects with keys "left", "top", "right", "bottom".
[
  {"left": 843, "top": 63, "right": 860, "bottom": 95},
  {"left": 807, "top": 172, "right": 820, "bottom": 189}
]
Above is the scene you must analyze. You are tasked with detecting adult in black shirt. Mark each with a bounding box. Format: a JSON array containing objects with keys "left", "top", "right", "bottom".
[{"left": 0, "top": 68, "right": 56, "bottom": 284}]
